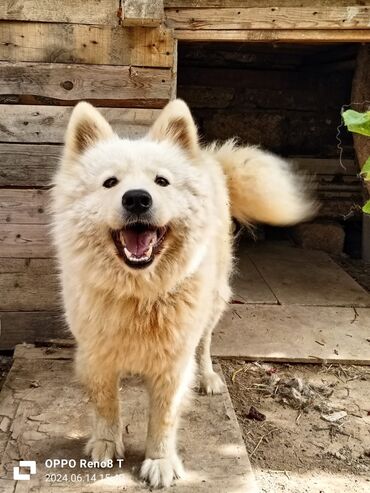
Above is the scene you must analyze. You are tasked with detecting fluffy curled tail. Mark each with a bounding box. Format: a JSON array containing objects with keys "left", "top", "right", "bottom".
[{"left": 210, "top": 139, "right": 317, "bottom": 226}]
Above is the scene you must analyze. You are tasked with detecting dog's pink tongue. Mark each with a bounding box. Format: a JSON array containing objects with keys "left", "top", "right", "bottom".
[{"left": 123, "top": 229, "right": 156, "bottom": 257}]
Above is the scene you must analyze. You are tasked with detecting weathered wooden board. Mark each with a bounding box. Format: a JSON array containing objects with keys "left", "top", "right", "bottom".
[
  {"left": 0, "top": 105, "right": 159, "bottom": 143},
  {"left": 0, "top": 62, "right": 172, "bottom": 106},
  {"left": 0, "top": 258, "right": 58, "bottom": 312},
  {"left": 0, "top": 144, "right": 61, "bottom": 187},
  {"left": 0, "top": 189, "right": 49, "bottom": 224},
  {"left": 213, "top": 304, "right": 370, "bottom": 364},
  {"left": 0, "top": 312, "right": 65, "bottom": 350},
  {"left": 198, "top": 110, "right": 346, "bottom": 158},
  {"left": 0, "top": 355, "right": 257, "bottom": 492},
  {"left": 232, "top": 253, "right": 277, "bottom": 304},
  {"left": 166, "top": 7, "right": 370, "bottom": 30},
  {"left": 171, "top": 39, "right": 178, "bottom": 100},
  {"left": 246, "top": 243, "right": 370, "bottom": 307},
  {"left": 179, "top": 65, "right": 345, "bottom": 92},
  {"left": 0, "top": 224, "right": 53, "bottom": 258},
  {"left": 123, "top": 0, "right": 164, "bottom": 26},
  {"left": 13, "top": 343, "right": 73, "bottom": 359},
  {"left": 0, "top": 258, "right": 55, "bottom": 274},
  {"left": 0, "top": 275, "right": 59, "bottom": 312},
  {"left": 292, "top": 158, "right": 357, "bottom": 176},
  {"left": 175, "top": 29, "right": 370, "bottom": 42},
  {"left": 165, "top": 1, "right": 366, "bottom": 6},
  {"left": 0, "top": 23, "right": 173, "bottom": 68},
  {"left": 352, "top": 45, "right": 370, "bottom": 171},
  {"left": 0, "top": 0, "right": 119, "bottom": 24},
  {"left": 319, "top": 194, "right": 362, "bottom": 218}
]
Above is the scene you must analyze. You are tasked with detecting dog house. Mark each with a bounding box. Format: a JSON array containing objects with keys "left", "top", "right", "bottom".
[{"left": 0, "top": 1, "right": 370, "bottom": 349}]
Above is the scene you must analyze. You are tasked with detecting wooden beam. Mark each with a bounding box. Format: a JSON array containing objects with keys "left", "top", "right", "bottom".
[
  {"left": 175, "top": 29, "right": 370, "bottom": 42},
  {"left": 351, "top": 45, "right": 370, "bottom": 170},
  {"left": 0, "top": 22, "right": 174, "bottom": 68},
  {"left": 122, "top": 0, "right": 164, "bottom": 26},
  {"left": 0, "top": 224, "right": 53, "bottom": 258},
  {"left": 351, "top": 45, "right": 370, "bottom": 262},
  {"left": 0, "top": 312, "right": 64, "bottom": 350},
  {"left": 165, "top": 1, "right": 366, "bottom": 6},
  {"left": 166, "top": 7, "right": 370, "bottom": 30},
  {"left": 0, "top": 62, "right": 172, "bottom": 107},
  {"left": 0, "top": 258, "right": 54, "bottom": 273},
  {"left": 170, "top": 39, "right": 178, "bottom": 100},
  {"left": 0, "top": 189, "right": 49, "bottom": 225},
  {"left": 0, "top": 0, "right": 119, "bottom": 25},
  {"left": 292, "top": 158, "right": 357, "bottom": 176},
  {"left": 0, "top": 144, "right": 61, "bottom": 187},
  {"left": 0, "top": 105, "right": 160, "bottom": 143},
  {"left": 0, "top": 259, "right": 59, "bottom": 311}
]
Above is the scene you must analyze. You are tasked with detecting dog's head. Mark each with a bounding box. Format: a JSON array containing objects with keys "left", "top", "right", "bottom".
[{"left": 54, "top": 100, "right": 212, "bottom": 283}]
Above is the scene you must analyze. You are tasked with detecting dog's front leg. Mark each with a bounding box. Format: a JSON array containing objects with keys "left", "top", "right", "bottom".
[
  {"left": 140, "top": 361, "right": 193, "bottom": 488},
  {"left": 79, "top": 361, "right": 125, "bottom": 461}
]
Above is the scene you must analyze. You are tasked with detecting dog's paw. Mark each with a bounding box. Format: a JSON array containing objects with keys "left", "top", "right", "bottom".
[
  {"left": 140, "top": 455, "right": 184, "bottom": 488},
  {"left": 199, "top": 371, "right": 224, "bottom": 395},
  {"left": 85, "top": 436, "right": 125, "bottom": 461}
]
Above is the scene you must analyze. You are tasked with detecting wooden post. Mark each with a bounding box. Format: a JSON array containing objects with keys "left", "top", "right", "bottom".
[
  {"left": 351, "top": 44, "right": 370, "bottom": 261},
  {"left": 122, "top": 0, "right": 164, "bottom": 26}
]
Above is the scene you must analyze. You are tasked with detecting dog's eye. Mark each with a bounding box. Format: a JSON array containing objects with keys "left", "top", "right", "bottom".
[
  {"left": 155, "top": 176, "right": 170, "bottom": 187},
  {"left": 103, "top": 177, "right": 118, "bottom": 188}
]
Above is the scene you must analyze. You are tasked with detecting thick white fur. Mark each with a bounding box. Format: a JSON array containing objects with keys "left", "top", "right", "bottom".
[
  {"left": 52, "top": 99, "right": 315, "bottom": 488},
  {"left": 209, "top": 139, "right": 316, "bottom": 225}
]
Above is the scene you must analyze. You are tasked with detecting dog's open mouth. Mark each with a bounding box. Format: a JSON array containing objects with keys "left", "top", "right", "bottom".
[{"left": 112, "top": 223, "right": 167, "bottom": 269}]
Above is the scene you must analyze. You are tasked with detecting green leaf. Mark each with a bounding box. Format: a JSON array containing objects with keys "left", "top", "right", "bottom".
[
  {"left": 342, "top": 109, "right": 370, "bottom": 136},
  {"left": 361, "top": 156, "right": 370, "bottom": 180},
  {"left": 362, "top": 200, "right": 370, "bottom": 214}
]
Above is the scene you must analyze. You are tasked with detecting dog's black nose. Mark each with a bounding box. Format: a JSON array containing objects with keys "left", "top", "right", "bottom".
[{"left": 122, "top": 189, "right": 152, "bottom": 214}]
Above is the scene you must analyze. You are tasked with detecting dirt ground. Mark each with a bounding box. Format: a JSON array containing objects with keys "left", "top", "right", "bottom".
[{"left": 221, "top": 360, "right": 370, "bottom": 493}]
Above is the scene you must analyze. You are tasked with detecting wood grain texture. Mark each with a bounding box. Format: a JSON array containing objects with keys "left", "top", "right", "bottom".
[
  {"left": 0, "top": 62, "right": 172, "bottom": 106},
  {"left": 292, "top": 158, "right": 357, "bottom": 176},
  {"left": 166, "top": 7, "right": 370, "bottom": 30},
  {"left": 0, "top": 189, "right": 50, "bottom": 224},
  {"left": 351, "top": 45, "right": 370, "bottom": 170},
  {"left": 123, "top": 0, "right": 164, "bottom": 26},
  {"left": 0, "top": 144, "right": 61, "bottom": 186},
  {"left": 175, "top": 30, "right": 370, "bottom": 42},
  {"left": 165, "top": 1, "right": 367, "bottom": 6},
  {"left": 0, "top": 224, "right": 53, "bottom": 258},
  {"left": 0, "top": 259, "right": 59, "bottom": 311},
  {"left": 0, "top": 0, "right": 119, "bottom": 24},
  {"left": 0, "top": 23, "right": 173, "bottom": 68},
  {"left": 0, "top": 312, "right": 65, "bottom": 350},
  {"left": 0, "top": 105, "right": 160, "bottom": 143},
  {"left": 0, "top": 258, "right": 55, "bottom": 274}
]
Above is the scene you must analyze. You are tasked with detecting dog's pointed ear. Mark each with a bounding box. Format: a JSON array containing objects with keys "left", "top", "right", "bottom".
[
  {"left": 148, "top": 99, "right": 200, "bottom": 158},
  {"left": 64, "top": 102, "right": 114, "bottom": 161}
]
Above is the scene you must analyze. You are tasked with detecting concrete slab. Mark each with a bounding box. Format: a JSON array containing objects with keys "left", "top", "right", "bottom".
[
  {"left": 0, "top": 346, "right": 257, "bottom": 493},
  {"left": 213, "top": 305, "right": 370, "bottom": 364},
  {"left": 232, "top": 253, "right": 277, "bottom": 305},
  {"left": 245, "top": 242, "right": 370, "bottom": 307}
]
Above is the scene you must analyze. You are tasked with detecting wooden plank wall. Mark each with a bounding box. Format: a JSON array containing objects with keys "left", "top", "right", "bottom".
[
  {"left": 0, "top": 1, "right": 174, "bottom": 349},
  {"left": 164, "top": 1, "right": 370, "bottom": 43},
  {"left": 177, "top": 42, "right": 362, "bottom": 219}
]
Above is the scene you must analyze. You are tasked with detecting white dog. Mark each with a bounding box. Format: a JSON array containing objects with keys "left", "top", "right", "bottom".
[{"left": 52, "top": 99, "right": 314, "bottom": 488}]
